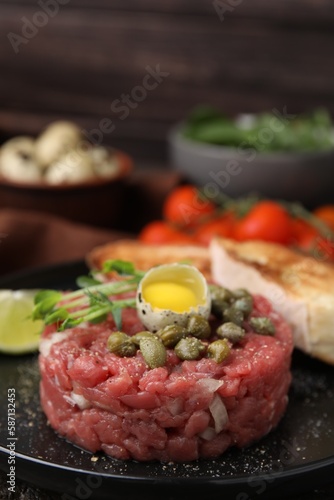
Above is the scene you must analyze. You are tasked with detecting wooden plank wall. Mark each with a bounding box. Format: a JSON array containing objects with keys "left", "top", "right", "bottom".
[{"left": 0, "top": 0, "right": 334, "bottom": 161}]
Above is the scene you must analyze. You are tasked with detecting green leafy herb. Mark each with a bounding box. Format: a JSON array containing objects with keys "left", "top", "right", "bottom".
[
  {"left": 76, "top": 275, "right": 102, "bottom": 288},
  {"left": 32, "top": 290, "right": 63, "bottom": 320},
  {"left": 110, "top": 306, "right": 123, "bottom": 331},
  {"left": 102, "top": 259, "right": 144, "bottom": 279},
  {"left": 182, "top": 106, "right": 334, "bottom": 152},
  {"left": 33, "top": 260, "right": 142, "bottom": 332}
]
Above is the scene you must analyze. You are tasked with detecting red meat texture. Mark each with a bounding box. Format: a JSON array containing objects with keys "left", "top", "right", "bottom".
[{"left": 39, "top": 296, "right": 293, "bottom": 462}]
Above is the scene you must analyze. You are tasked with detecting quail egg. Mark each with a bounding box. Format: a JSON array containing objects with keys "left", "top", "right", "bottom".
[
  {"left": 136, "top": 263, "right": 211, "bottom": 332},
  {"left": 89, "top": 146, "right": 120, "bottom": 178},
  {"left": 35, "top": 121, "right": 82, "bottom": 169},
  {"left": 45, "top": 149, "right": 95, "bottom": 185},
  {"left": 0, "top": 136, "right": 42, "bottom": 183}
]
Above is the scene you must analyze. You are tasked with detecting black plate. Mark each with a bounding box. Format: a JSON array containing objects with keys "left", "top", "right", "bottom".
[{"left": 0, "top": 261, "right": 334, "bottom": 500}]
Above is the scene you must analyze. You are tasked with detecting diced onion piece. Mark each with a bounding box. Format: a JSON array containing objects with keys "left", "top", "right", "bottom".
[
  {"left": 199, "top": 427, "right": 217, "bottom": 441},
  {"left": 70, "top": 392, "right": 90, "bottom": 410},
  {"left": 197, "top": 378, "right": 224, "bottom": 392},
  {"left": 209, "top": 394, "right": 229, "bottom": 433},
  {"left": 166, "top": 397, "right": 183, "bottom": 416},
  {"left": 39, "top": 332, "right": 68, "bottom": 357}
]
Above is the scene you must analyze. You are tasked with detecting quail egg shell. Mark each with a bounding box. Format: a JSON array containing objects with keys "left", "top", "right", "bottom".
[{"left": 136, "top": 263, "right": 211, "bottom": 332}]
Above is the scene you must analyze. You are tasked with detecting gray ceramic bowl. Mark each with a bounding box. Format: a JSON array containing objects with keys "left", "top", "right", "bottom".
[{"left": 168, "top": 125, "right": 334, "bottom": 207}]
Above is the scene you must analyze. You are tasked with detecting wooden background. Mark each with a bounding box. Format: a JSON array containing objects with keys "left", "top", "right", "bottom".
[{"left": 0, "top": 0, "right": 334, "bottom": 162}]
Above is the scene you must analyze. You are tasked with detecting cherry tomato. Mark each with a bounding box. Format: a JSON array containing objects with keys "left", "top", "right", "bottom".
[
  {"left": 290, "top": 218, "right": 334, "bottom": 261},
  {"left": 194, "top": 213, "right": 235, "bottom": 246},
  {"left": 139, "top": 220, "right": 194, "bottom": 245},
  {"left": 233, "top": 201, "right": 291, "bottom": 244},
  {"left": 289, "top": 218, "right": 319, "bottom": 250},
  {"left": 163, "top": 185, "right": 216, "bottom": 228},
  {"left": 313, "top": 205, "right": 334, "bottom": 231}
]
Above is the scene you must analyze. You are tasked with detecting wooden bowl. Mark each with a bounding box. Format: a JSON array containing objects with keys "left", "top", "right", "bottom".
[{"left": 0, "top": 151, "right": 133, "bottom": 229}]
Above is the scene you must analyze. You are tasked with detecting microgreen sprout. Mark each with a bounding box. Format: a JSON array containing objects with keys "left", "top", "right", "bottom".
[{"left": 32, "top": 260, "right": 144, "bottom": 331}]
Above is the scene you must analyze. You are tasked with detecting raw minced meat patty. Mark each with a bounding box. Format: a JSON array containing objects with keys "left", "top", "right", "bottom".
[{"left": 39, "top": 294, "right": 293, "bottom": 462}]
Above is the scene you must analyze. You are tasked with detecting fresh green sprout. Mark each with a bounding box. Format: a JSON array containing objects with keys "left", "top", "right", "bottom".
[{"left": 32, "top": 260, "right": 145, "bottom": 331}]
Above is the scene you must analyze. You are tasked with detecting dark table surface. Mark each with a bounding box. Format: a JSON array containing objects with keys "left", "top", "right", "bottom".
[{"left": 1, "top": 470, "right": 334, "bottom": 500}]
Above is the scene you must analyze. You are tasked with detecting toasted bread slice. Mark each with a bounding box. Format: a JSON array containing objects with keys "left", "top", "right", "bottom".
[
  {"left": 210, "top": 238, "right": 334, "bottom": 364},
  {"left": 87, "top": 239, "right": 211, "bottom": 278}
]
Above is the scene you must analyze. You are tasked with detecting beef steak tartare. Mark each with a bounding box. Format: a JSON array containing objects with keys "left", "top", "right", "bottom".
[{"left": 39, "top": 294, "right": 293, "bottom": 462}]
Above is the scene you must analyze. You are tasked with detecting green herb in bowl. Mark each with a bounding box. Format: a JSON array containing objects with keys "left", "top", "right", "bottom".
[{"left": 182, "top": 106, "right": 334, "bottom": 153}]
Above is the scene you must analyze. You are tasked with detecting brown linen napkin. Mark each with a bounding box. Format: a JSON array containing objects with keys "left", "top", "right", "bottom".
[{"left": 0, "top": 208, "right": 130, "bottom": 276}]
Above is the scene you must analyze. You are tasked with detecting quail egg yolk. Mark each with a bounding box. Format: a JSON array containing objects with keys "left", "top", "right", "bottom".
[{"left": 142, "top": 281, "right": 199, "bottom": 313}]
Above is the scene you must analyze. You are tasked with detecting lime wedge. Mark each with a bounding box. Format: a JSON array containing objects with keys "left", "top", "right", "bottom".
[{"left": 0, "top": 290, "right": 43, "bottom": 355}]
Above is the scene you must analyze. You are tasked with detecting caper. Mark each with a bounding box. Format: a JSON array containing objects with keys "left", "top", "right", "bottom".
[
  {"left": 233, "top": 295, "right": 253, "bottom": 318},
  {"left": 232, "top": 288, "right": 252, "bottom": 300},
  {"left": 210, "top": 286, "right": 234, "bottom": 317},
  {"left": 216, "top": 322, "right": 245, "bottom": 343},
  {"left": 186, "top": 315, "right": 211, "bottom": 339},
  {"left": 107, "top": 331, "right": 137, "bottom": 357},
  {"left": 210, "top": 285, "right": 233, "bottom": 303},
  {"left": 139, "top": 337, "right": 167, "bottom": 369},
  {"left": 211, "top": 298, "right": 230, "bottom": 319},
  {"left": 249, "top": 317, "right": 276, "bottom": 336},
  {"left": 156, "top": 324, "right": 187, "bottom": 347},
  {"left": 207, "top": 339, "right": 231, "bottom": 363},
  {"left": 174, "top": 337, "right": 206, "bottom": 361},
  {"left": 131, "top": 331, "right": 156, "bottom": 346},
  {"left": 223, "top": 305, "right": 244, "bottom": 326}
]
